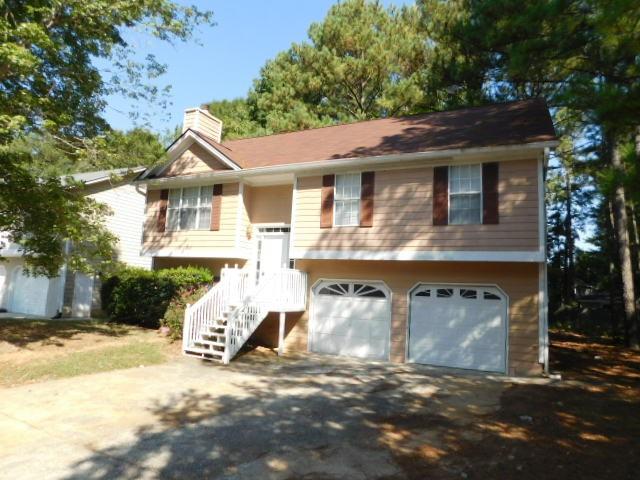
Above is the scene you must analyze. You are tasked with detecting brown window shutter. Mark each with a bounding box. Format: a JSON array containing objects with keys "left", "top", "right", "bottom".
[
  {"left": 320, "top": 174, "right": 335, "bottom": 228},
  {"left": 482, "top": 162, "right": 499, "bottom": 224},
  {"left": 210, "top": 184, "right": 223, "bottom": 231},
  {"left": 433, "top": 166, "right": 449, "bottom": 226},
  {"left": 157, "top": 189, "right": 169, "bottom": 232},
  {"left": 360, "top": 171, "right": 375, "bottom": 227}
]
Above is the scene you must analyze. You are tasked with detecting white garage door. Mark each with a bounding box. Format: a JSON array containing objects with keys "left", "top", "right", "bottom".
[
  {"left": 310, "top": 281, "right": 391, "bottom": 360},
  {"left": 409, "top": 284, "right": 507, "bottom": 373},
  {"left": 9, "top": 267, "right": 50, "bottom": 316}
]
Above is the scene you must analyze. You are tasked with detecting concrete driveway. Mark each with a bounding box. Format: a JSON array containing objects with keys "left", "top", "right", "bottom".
[{"left": 0, "top": 350, "right": 528, "bottom": 479}]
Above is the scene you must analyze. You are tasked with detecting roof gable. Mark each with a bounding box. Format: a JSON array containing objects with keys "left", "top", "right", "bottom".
[
  {"left": 146, "top": 129, "right": 241, "bottom": 179},
  {"left": 161, "top": 142, "right": 233, "bottom": 178}
]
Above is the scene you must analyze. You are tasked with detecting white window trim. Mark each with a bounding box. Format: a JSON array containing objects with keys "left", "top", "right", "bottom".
[
  {"left": 333, "top": 172, "right": 362, "bottom": 227},
  {"left": 448, "top": 164, "right": 483, "bottom": 225},
  {"left": 166, "top": 186, "right": 213, "bottom": 231}
]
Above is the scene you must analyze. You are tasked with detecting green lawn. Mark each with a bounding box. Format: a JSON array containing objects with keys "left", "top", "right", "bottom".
[{"left": 0, "top": 319, "right": 178, "bottom": 387}]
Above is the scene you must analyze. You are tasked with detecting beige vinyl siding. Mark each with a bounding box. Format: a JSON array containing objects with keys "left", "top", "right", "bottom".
[
  {"left": 143, "top": 183, "right": 240, "bottom": 256},
  {"left": 236, "top": 184, "right": 296, "bottom": 263},
  {"left": 246, "top": 185, "right": 293, "bottom": 224},
  {"left": 293, "top": 159, "right": 539, "bottom": 252},
  {"left": 162, "top": 143, "right": 230, "bottom": 177},
  {"left": 87, "top": 182, "right": 151, "bottom": 268},
  {"left": 284, "top": 259, "right": 540, "bottom": 376}
]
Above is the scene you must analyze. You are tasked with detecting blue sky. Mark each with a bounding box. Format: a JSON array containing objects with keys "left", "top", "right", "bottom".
[{"left": 103, "top": 0, "right": 408, "bottom": 134}]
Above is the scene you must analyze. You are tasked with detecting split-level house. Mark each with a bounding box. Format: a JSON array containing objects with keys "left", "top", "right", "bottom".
[
  {"left": 139, "top": 100, "right": 557, "bottom": 376},
  {"left": 0, "top": 168, "right": 151, "bottom": 318}
]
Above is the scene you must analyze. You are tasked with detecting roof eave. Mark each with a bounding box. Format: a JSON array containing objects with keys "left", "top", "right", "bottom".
[{"left": 139, "top": 140, "right": 559, "bottom": 186}]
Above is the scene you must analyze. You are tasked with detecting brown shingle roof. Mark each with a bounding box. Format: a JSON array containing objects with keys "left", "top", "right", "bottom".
[{"left": 213, "top": 99, "right": 555, "bottom": 169}]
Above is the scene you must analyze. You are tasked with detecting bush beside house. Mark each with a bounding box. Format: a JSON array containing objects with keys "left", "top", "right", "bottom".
[
  {"left": 101, "top": 267, "right": 213, "bottom": 329},
  {"left": 161, "top": 285, "right": 209, "bottom": 339}
]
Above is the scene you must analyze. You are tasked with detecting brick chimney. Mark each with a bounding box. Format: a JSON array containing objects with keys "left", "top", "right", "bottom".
[{"left": 182, "top": 107, "right": 223, "bottom": 143}]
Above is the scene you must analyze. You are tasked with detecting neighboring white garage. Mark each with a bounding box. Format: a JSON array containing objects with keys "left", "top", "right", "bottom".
[
  {"left": 408, "top": 284, "right": 508, "bottom": 373},
  {"left": 9, "top": 266, "right": 51, "bottom": 316},
  {"left": 310, "top": 281, "right": 391, "bottom": 360}
]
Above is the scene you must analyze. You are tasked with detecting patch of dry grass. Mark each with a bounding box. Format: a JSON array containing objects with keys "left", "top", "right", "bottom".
[{"left": 0, "top": 319, "right": 179, "bottom": 387}]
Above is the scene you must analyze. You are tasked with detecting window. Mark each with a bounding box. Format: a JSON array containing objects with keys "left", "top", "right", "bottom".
[
  {"left": 460, "top": 288, "right": 477, "bottom": 299},
  {"left": 166, "top": 186, "right": 213, "bottom": 231},
  {"left": 437, "top": 288, "right": 454, "bottom": 298},
  {"left": 449, "top": 164, "right": 481, "bottom": 225},
  {"left": 334, "top": 173, "right": 360, "bottom": 226},
  {"left": 353, "top": 284, "right": 387, "bottom": 298},
  {"left": 317, "top": 282, "right": 387, "bottom": 298},
  {"left": 318, "top": 283, "right": 350, "bottom": 296},
  {"left": 483, "top": 291, "right": 501, "bottom": 300}
]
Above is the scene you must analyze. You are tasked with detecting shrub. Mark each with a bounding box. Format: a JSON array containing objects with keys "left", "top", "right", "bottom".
[
  {"left": 101, "top": 266, "right": 213, "bottom": 328},
  {"left": 161, "top": 285, "right": 209, "bottom": 339},
  {"left": 157, "top": 266, "right": 213, "bottom": 289}
]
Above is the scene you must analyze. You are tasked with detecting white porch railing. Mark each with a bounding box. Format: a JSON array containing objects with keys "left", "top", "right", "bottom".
[
  {"left": 223, "top": 268, "right": 307, "bottom": 363},
  {"left": 183, "top": 266, "right": 308, "bottom": 363},
  {"left": 255, "top": 268, "right": 308, "bottom": 311},
  {"left": 182, "top": 266, "right": 253, "bottom": 353}
]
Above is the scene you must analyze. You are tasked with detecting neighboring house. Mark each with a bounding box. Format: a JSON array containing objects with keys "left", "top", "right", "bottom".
[
  {"left": 138, "top": 101, "right": 557, "bottom": 375},
  {"left": 0, "top": 168, "right": 151, "bottom": 318}
]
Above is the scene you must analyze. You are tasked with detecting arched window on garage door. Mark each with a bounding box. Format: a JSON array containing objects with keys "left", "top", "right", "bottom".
[
  {"left": 311, "top": 280, "right": 391, "bottom": 360},
  {"left": 409, "top": 284, "right": 507, "bottom": 373}
]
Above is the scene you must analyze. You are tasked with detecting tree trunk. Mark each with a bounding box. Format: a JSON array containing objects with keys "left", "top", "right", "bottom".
[
  {"left": 629, "top": 202, "right": 640, "bottom": 278},
  {"left": 611, "top": 141, "right": 639, "bottom": 349},
  {"left": 606, "top": 201, "right": 622, "bottom": 340},
  {"left": 563, "top": 165, "right": 575, "bottom": 304}
]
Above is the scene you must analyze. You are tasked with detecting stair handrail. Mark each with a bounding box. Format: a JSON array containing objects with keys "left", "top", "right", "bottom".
[
  {"left": 182, "top": 267, "right": 253, "bottom": 353},
  {"left": 222, "top": 270, "right": 280, "bottom": 363}
]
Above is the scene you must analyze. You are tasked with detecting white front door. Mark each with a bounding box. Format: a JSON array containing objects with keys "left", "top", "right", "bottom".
[{"left": 256, "top": 227, "right": 290, "bottom": 276}]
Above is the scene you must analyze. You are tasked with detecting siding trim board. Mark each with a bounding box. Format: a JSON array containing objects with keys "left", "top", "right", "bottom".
[{"left": 291, "top": 249, "right": 544, "bottom": 262}]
